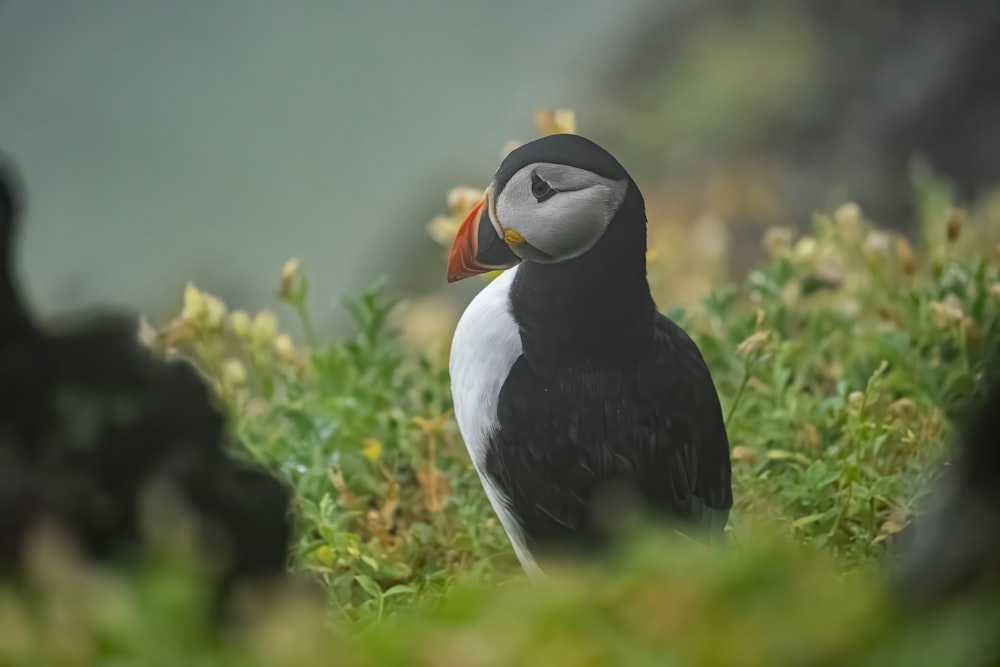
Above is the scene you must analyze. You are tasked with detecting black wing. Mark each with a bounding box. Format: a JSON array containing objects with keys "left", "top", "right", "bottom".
[
  {"left": 649, "top": 313, "right": 733, "bottom": 515},
  {"left": 485, "top": 313, "right": 733, "bottom": 556}
]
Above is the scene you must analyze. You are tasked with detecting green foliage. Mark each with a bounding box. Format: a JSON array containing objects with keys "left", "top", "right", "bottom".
[
  {"left": 695, "top": 202, "right": 1000, "bottom": 566},
  {"left": 5, "top": 186, "right": 1000, "bottom": 664},
  {"left": 233, "top": 285, "right": 515, "bottom": 622}
]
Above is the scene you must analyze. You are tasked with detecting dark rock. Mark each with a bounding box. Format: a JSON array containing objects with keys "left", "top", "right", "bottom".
[
  {"left": 895, "top": 354, "right": 1000, "bottom": 608},
  {"left": 0, "top": 154, "right": 291, "bottom": 602}
]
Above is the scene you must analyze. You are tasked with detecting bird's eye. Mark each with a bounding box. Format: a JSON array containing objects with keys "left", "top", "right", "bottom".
[{"left": 530, "top": 173, "right": 554, "bottom": 202}]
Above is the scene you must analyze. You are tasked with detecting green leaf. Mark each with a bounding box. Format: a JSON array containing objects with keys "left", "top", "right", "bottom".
[
  {"left": 354, "top": 574, "right": 382, "bottom": 599},
  {"left": 792, "top": 513, "right": 828, "bottom": 528},
  {"left": 766, "top": 449, "right": 811, "bottom": 465},
  {"left": 382, "top": 585, "right": 417, "bottom": 599}
]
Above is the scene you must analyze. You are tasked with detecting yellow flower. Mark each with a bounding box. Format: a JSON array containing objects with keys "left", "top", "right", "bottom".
[
  {"left": 553, "top": 109, "right": 576, "bottom": 134},
  {"left": 447, "top": 187, "right": 483, "bottom": 216},
  {"left": 412, "top": 413, "right": 449, "bottom": 437},
  {"left": 281, "top": 257, "right": 301, "bottom": 283},
  {"left": 252, "top": 311, "right": 279, "bottom": 347},
  {"left": 279, "top": 258, "right": 304, "bottom": 300},
  {"left": 229, "top": 310, "right": 252, "bottom": 338},
  {"left": 181, "top": 282, "right": 206, "bottom": 323},
  {"left": 815, "top": 252, "right": 846, "bottom": 288},
  {"left": 736, "top": 330, "right": 772, "bottom": 359},
  {"left": 930, "top": 295, "right": 965, "bottom": 328},
  {"left": 428, "top": 187, "right": 486, "bottom": 248},
  {"left": 793, "top": 236, "right": 817, "bottom": 261},
  {"left": 181, "top": 281, "right": 228, "bottom": 330},
  {"left": 833, "top": 202, "right": 863, "bottom": 242},
  {"left": 427, "top": 215, "right": 461, "bottom": 246},
  {"left": 361, "top": 438, "right": 383, "bottom": 463},
  {"left": 314, "top": 545, "right": 334, "bottom": 566},
  {"left": 535, "top": 108, "right": 576, "bottom": 135},
  {"left": 274, "top": 334, "right": 296, "bottom": 361},
  {"left": 223, "top": 359, "right": 247, "bottom": 386},
  {"left": 847, "top": 391, "right": 865, "bottom": 410},
  {"left": 761, "top": 226, "right": 796, "bottom": 257},
  {"left": 862, "top": 231, "right": 892, "bottom": 264},
  {"left": 201, "top": 292, "right": 228, "bottom": 330}
]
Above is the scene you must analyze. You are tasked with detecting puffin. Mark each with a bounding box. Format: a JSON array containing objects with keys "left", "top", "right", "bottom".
[{"left": 447, "top": 133, "right": 733, "bottom": 576}]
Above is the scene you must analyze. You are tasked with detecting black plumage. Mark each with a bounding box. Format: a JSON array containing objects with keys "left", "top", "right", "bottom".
[
  {"left": 488, "top": 316, "right": 732, "bottom": 557},
  {"left": 0, "top": 155, "right": 291, "bottom": 603}
]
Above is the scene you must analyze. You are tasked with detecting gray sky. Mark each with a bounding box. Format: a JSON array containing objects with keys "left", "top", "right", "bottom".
[{"left": 0, "top": 0, "right": 655, "bottom": 329}]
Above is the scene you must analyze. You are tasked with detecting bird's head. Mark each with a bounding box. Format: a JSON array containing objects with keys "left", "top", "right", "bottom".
[{"left": 447, "top": 134, "right": 636, "bottom": 283}]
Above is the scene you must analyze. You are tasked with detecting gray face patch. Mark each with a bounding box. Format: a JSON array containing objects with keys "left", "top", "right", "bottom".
[{"left": 494, "top": 163, "right": 628, "bottom": 263}]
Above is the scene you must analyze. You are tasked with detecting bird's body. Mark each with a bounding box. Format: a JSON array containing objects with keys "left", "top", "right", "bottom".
[{"left": 447, "top": 134, "right": 732, "bottom": 574}]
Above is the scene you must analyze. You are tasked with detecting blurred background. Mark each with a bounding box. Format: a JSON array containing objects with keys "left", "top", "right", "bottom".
[{"left": 2, "top": 0, "right": 999, "bottom": 335}]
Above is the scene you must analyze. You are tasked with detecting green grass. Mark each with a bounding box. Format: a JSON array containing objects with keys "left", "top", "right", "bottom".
[{"left": 4, "top": 179, "right": 1000, "bottom": 665}]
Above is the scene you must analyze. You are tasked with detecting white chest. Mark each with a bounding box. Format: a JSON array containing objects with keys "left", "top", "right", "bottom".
[
  {"left": 448, "top": 267, "right": 542, "bottom": 576},
  {"left": 449, "top": 267, "right": 522, "bottom": 471}
]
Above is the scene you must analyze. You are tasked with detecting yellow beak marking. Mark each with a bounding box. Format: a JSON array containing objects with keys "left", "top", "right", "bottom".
[{"left": 504, "top": 229, "right": 525, "bottom": 246}]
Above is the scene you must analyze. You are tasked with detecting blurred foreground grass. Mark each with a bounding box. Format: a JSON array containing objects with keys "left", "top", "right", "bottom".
[{"left": 4, "top": 114, "right": 1000, "bottom": 663}]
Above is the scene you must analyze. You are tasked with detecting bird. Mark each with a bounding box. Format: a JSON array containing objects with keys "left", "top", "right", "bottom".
[
  {"left": 0, "top": 155, "right": 291, "bottom": 609},
  {"left": 447, "top": 133, "right": 733, "bottom": 576}
]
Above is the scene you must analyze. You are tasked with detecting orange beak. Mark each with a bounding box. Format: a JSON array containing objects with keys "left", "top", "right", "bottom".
[{"left": 446, "top": 190, "right": 520, "bottom": 283}]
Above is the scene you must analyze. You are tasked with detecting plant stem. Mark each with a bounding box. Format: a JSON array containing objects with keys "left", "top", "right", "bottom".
[
  {"left": 726, "top": 365, "right": 752, "bottom": 428},
  {"left": 295, "top": 301, "right": 318, "bottom": 347}
]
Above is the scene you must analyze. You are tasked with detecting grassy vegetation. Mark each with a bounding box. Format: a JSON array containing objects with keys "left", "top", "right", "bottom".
[{"left": 4, "top": 121, "right": 1000, "bottom": 663}]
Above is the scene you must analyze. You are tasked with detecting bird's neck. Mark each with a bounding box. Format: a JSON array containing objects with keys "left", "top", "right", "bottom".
[{"left": 508, "top": 185, "right": 655, "bottom": 369}]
